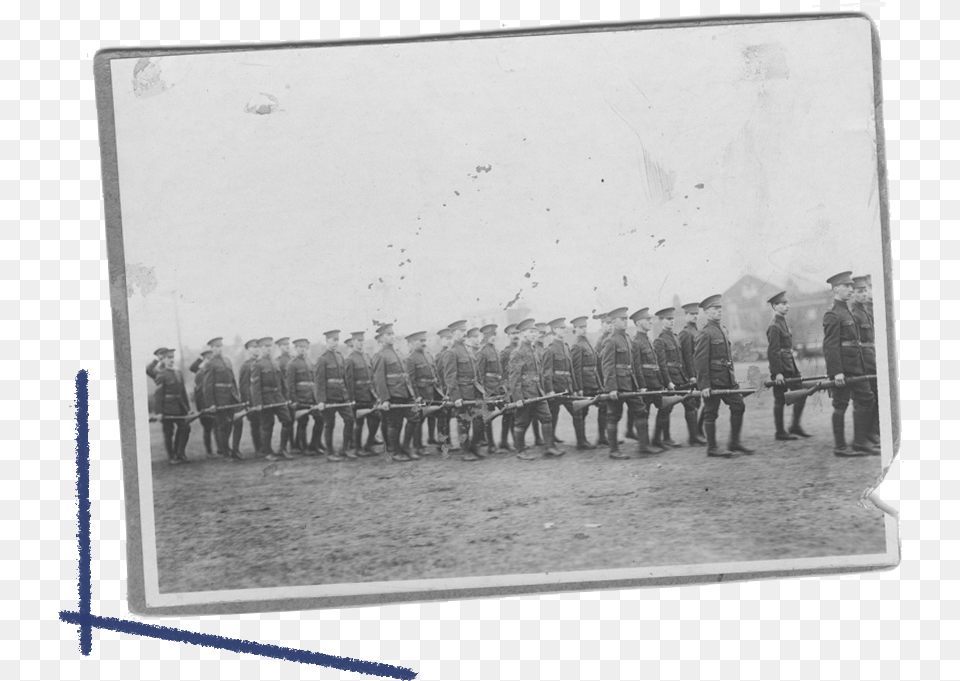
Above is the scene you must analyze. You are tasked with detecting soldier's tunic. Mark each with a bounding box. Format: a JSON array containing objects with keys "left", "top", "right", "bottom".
[
  {"left": 201, "top": 354, "right": 242, "bottom": 454},
  {"left": 694, "top": 319, "right": 744, "bottom": 425},
  {"left": 766, "top": 313, "right": 803, "bottom": 410},
  {"left": 346, "top": 348, "right": 380, "bottom": 449},
  {"left": 506, "top": 340, "right": 551, "bottom": 431},
  {"left": 442, "top": 339, "right": 484, "bottom": 450},
  {"left": 600, "top": 329, "right": 646, "bottom": 426},
  {"left": 571, "top": 336, "right": 601, "bottom": 396},
  {"left": 654, "top": 328, "right": 693, "bottom": 417},
  {"left": 251, "top": 354, "right": 292, "bottom": 453},
  {"left": 542, "top": 337, "right": 578, "bottom": 430},
  {"left": 372, "top": 345, "right": 417, "bottom": 455},
  {"left": 154, "top": 366, "right": 191, "bottom": 460},
  {"left": 477, "top": 342, "right": 504, "bottom": 396},
  {"left": 286, "top": 355, "right": 317, "bottom": 451},
  {"left": 314, "top": 348, "right": 355, "bottom": 451},
  {"left": 406, "top": 348, "right": 442, "bottom": 402},
  {"left": 633, "top": 331, "right": 666, "bottom": 417},
  {"left": 823, "top": 300, "right": 872, "bottom": 414},
  {"left": 189, "top": 358, "right": 215, "bottom": 455}
]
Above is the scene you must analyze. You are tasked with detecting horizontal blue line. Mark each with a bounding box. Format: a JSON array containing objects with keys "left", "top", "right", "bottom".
[{"left": 59, "top": 610, "right": 417, "bottom": 680}]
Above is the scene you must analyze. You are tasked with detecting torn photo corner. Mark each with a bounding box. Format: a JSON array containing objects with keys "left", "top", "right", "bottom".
[{"left": 93, "top": 13, "right": 900, "bottom": 617}]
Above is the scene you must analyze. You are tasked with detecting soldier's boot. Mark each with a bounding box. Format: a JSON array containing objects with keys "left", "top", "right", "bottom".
[
  {"left": 412, "top": 421, "right": 426, "bottom": 458},
  {"left": 427, "top": 414, "right": 438, "bottom": 445},
  {"left": 727, "top": 411, "right": 755, "bottom": 455},
  {"left": 852, "top": 409, "right": 880, "bottom": 456},
  {"left": 402, "top": 422, "right": 419, "bottom": 460},
  {"left": 575, "top": 414, "right": 596, "bottom": 450},
  {"left": 543, "top": 421, "right": 563, "bottom": 458},
  {"left": 662, "top": 417, "right": 681, "bottom": 448},
  {"left": 365, "top": 414, "right": 382, "bottom": 454},
  {"left": 372, "top": 418, "right": 385, "bottom": 446},
  {"left": 279, "top": 424, "right": 294, "bottom": 459},
  {"left": 260, "top": 421, "right": 276, "bottom": 458},
  {"left": 697, "top": 409, "right": 706, "bottom": 438},
  {"left": 485, "top": 422, "right": 499, "bottom": 455},
  {"left": 866, "top": 401, "right": 881, "bottom": 445},
  {"left": 705, "top": 422, "right": 730, "bottom": 458},
  {"left": 324, "top": 427, "right": 343, "bottom": 462},
  {"left": 685, "top": 410, "right": 706, "bottom": 445},
  {"left": 162, "top": 425, "right": 175, "bottom": 461},
  {"left": 596, "top": 406, "right": 609, "bottom": 446},
  {"left": 608, "top": 423, "right": 628, "bottom": 459},
  {"left": 636, "top": 417, "right": 658, "bottom": 455},
  {"left": 342, "top": 422, "right": 359, "bottom": 459},
  {"left": 515, "top": 426, "right": 537, "bottom": 461},
  {"left": 774, "top": 403, "right": 797, "bottom": 441},
  {"left": 499, "top": 417, "right": 515, "bottom": 452},
  {"left": 624, "top": 418, "right": 637, "bottom": 440},
  {"left": 230, "top": 421, "right": 244, "bottom": 459},
  {"left": 459, "top": 420, "right": 479, "bottom": 461},
  {"left": 551, "top": 416, "right": 565, "bottom": 444},
  {"left": 788, "top": 400, "right": 811, "bottom": 438},
  {"left": 832, "top": 410, "right": 855, "bottom": 456},
  {"left": 532, "top": 418, "right": 544, "bottom": 447},
  {"left": 175, "top": 424, "right": 191, "bottom": 462},
  {"left": 651, "top": 420, "right": 667, "bottom": 451},
  {"left": 202, "top": 425, "right": 213, "bottom": 456}
]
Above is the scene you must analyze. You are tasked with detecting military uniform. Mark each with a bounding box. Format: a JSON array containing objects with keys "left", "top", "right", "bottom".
[
  {"left": 506, "top": 319, "right": 560, "bottom": 459},
  {"left": 371, "top": 327, "right": 418, "bottom": 460},
  {"left": 600, "top": 311, "right": 647, "bottom": 458},
  {"left": 594, "top": 323, "right": 613, "bottom": 445},
  {"left": 251, "top": 340, "right": 292, "bottom": 456},
  {"left": 314, "top": 337, "right": 355, "bottom": 459},
  {"left": 154, "top": 361, "right": 191, "bottom": 463},
  {"left": 766, "top": 292, "right": 808, "bottom": 441},
  {"left": 852, "top": 283, "right": 879, "bottom": 444},
  {"left": 570, "top": 318, "right": 600, "bottom": 449},
  {"left": 653, "top": 317, "right": 692, "bottom": 447},
  {"left": 442, "top": 326, "right": 485, "bottom": 459},
  {"left": 404, "top": 341, "right": 438, "bottom": 455},
  {"left": 542, "top": 320, "right": 580, "bottom": 447},
  {"left": 189, "top": 355, "right": 216, "bottom": 455},
  {"left": 476, "top": 327, "right": 505, "bottom": 453},
  {"left": 285, "top": 346, "right": 318, "bottom": 453},
  {"left": 498, "top": 331, "right": 519, "bottom": 450},
  {"left": 632, "top": 322, "right": 668, "bottom": 448},
  {"left": 237, "top": 352, "right": 261, "bottom": 454},
  {"left": 347, "top": 336, "right": 381, "bottom": 454},
  {"left": 678, "top": 303, "right": 705, "bottom": 438},
  {"left": 201, "top": 342, "right": 243, "bottom": 457},
  {"left": 275, "top": 339, "right": 295, "bottom": 452}
]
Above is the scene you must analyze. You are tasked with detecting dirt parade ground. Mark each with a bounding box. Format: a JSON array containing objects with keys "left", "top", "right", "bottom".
[{"left": 149, "top": 368, "right": 889, "bottom": 595}]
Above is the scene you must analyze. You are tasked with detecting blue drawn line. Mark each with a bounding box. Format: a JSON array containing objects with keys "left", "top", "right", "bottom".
[{"left": 61, "top": 370, "right": 418, "bottom": 680}]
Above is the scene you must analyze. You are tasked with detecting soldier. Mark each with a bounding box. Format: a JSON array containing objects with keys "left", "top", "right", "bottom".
[
  {"left": 766, "top": 291, "right": 810, "bottom": 441},
  {"left": 275, "top": 337, "right": 295, "bottom": 453},
  {"left": 678, "top": 302, "right": 706, "bottom": 443},
  {"left": 694, "top": 295, "right": 755, "bottom": 458},
  {"left": 569, "top": 316, "right": 599, "bottom": 450},
  {"left": 201, "top": 337, "right": 244, "bottom": 460},
  {"left": 594, "top": 312, "right": 615, "bottom": 447},
  {"left": 251, "top": 336, "right": 293, "bottom": 460},
  {"left": 542, "top": 318, "right": 581, "bottom": 447},
  {"left": 531, "top": 323, "right": 550, "bottom": 445},
  {"left": 432, "top": 327, "right": 454, "bottom": 450},
  {"left": 600, "top": 308, "right": 648, "bottom": 459},
  {"left": 404, "top": 331, "right": 437, "bottom": 458},
  {"left": 476, "top": 323, "right": 505, "bottom": 454},
  {"left": 823, "top": 272, "right": 878, "bottom": 456},
  {"left": 507, "top": 318, "right": 563, "bottom": 460},
  {"left": 146, "top": 347, "right": 166, "bottom": 381},
  {"left": 852, "top": 275, "right": 880, "bottom": 445},
  {"left": 442, "top": 320, "right": 486, "bottom": 461},
  {"left": 189, "top": 350, "right": 217, "bottom": 457},
  {"left": 655, "top": 307, "right": 696, "bottom": 448},
  {"left": 286, "top": 338, "right": 318, "bottom": 454},
  {"left": 498, "top": 324, "right": 520, "bottom": 451},
  {"left": 314, "top": 330, "right": 355, "bottom": 461},
  {"left": 153, "top": 349, "right": 192, "bottom": 464},
  {"left": 347, "top": 331, "right": 380, "bottom": 456},
  {"left": 630, "top": 308, "right": 668, "bottom": 453},
  {"left": 237, "top": 339, "right": 262, "bottom": 456},
  {"left": 371, "top": 323, "right": 418, "bottom": 462}
]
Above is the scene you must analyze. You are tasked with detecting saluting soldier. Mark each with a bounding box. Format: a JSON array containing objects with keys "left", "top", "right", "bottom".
[
  {"left": 852, "top": 275, "right": 880, "bottom": 445},
  {"left": 542, "top": 318, "right": 581, "bottom": 447},
  {"left": 201, "top": 337, "right": 244, "bottom": 459},
  {"left": 237, "top": 339, "right": 262, "bottom": 455},
  {"left": 275, "top": 337, "right": 295, "bottom": 453},
  {"left": 251, "top": 336, "right": 293, "bottom": 460},
  {"left": 314, "top": 330, "right": 355, "bottom": 461},
  {"left": 601, "top": 308, "right": 648, "bottom": 459},
  {"left": 153, "top": 349, "right": 192, "bottom": 464},
  {"left": 189, "top": 350, "right": 217, "bottom": 457},
  {"left": 476, "top": 323, "right": 505, "bottom": 455},
  {"left": 506, "top": 318, "right": 562, "bottom": 460},
  {"left": 442, "top": 320, "right": 486, "bottom": 461},
  {"left": 823, "top": 272, "right": 878, "bottom": 456},
  {"left": 347, "top": 331, "right": 380, "bottom": 456},
  {"left": 371, "top": 323, "right": 418, "bottom": 462},
  {"left": 630, "top": 308, "right": 668, "bottom": 453},
  {"left": 654, "top": 307, "right": 698, "bottom": 447},
  {"left": 403, "top": 331, "right": 436, "bottom": 458},
  {"left": 286, "top": 339, "right": 318, "bottom": 454},
  {"left": 146, "top": 347, "right": 166, "bottom": 381},
  {"left": 497, "top": 324, "right": 520, "bottom": 451},
  {"left": 594, "top": 312, "right": 615, "bottom": 446},
  {"left": 766, "top": 291, "right": 810, "bottom": 441},
  {"left": 678, "top": 302, "right": 706, "bottom": 443},
  {"left": 431, "top": 328, "right": 454, "bottom": 450},
  {"left": 569, "top": 316, "right": 599, "bottom": 450},
  {"left": 694, "top": 295, "right": 755, "bottom": 458}
]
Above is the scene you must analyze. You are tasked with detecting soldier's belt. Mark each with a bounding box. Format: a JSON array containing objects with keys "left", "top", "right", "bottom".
[
  {"left": 641, "top": 363, "right": 660, "bottom": 370},
  {"left": 326, "top": 378, "right": 345, "bottom": 383},
  {"left": 666, "top": 362, "right": 683, "bottom": 368},
  {"left": 355, "top": 379, "right": 371, "bottom": 385},
  {"left": 615, "top": 363, "right": 633, "bottom": 369},
  {"left": 296, "top": 381, "right": 312, "bottom": 387},
  {"left": 386, "top": 373, "right": 405, "bottom": 378},
  {"left": 214, "top": 383, "right": 233, "bottom": 388},
  {"left": 860, "top": 342, "right": 875, "bottom": 348},
  {"left": 554, "top": 370, "right": 571, "bottom": 376},
  {"left": 710, "top": 359, "right": 734, "bottom": 366},
  {"left": 840, "top": 341, "right": 861, "bottom": 347},
  {"left": 484, "top": 372, "right": 502, "bottom": 377}
]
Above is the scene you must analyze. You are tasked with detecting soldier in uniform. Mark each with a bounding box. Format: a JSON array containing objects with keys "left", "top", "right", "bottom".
[
  {"left": 146, "top": 347, "right": 166, "bottom": 381},
  {"left": 694, "top": 295, "right": 755, "bottom": 458},
  {"left": 569, "top": 315, "right": 599, "bottom": 450},
  {"left": 476, "top": 323, "right": 505, "bottom": 455},
  {"left": 371, "top": 323, "right": 418, "bottom": 462},
  {"left": 678, "top": 302, "right": 706, "bottom": 443},
  {"left": 200, "top": 337, "right": 244, "bottom": 459},
  {"left": 442, "top": 320, "right": 486, "bottom": 461},
  {"left": 630, "top": 308, "right": 668, "bottom": 453},
  {"left": 507, "top": 318, "right": 563, "bottom": 460},
  {"left": 431, "top": 327, "right": 454, "bottom": 450},
  {"left": 497, "top": 324, "right": 520, "bottom": 451},
  {"left": 189, "top": 350, "right": 217, "bottom": 457},
  {"left": 275, "top": 337, "right": 295, "bottom": 453},
  {"left": 153, "top": 349, "right": 192, "bottom": 464},
  {"left": 403, "top": 331, "right": 436, "bottom": 458},
  {"left": 852, "top": 275, "right": 880, "bottom": 445},
  {"left": 251, "top": 336, "right": 293, "bottom": 460},
  {"left": 594, "top": 312, "right": 615, "bottom": 446},
  {"left": 600, "top": 308, "right": 648, "bottom": 459},
  {"left": 237, "top": 339, "right": 262, "bottom": 455},
  {"left": 531, "top": 323, "right": 551, "bottom": 445},
  {"left": 347, "top": 331, "right": 380, "bottom": 456},
  {"left": 542, "top": 318, "right": 580, "bottom": 447},
  {"left": 766, "top": 291, "right": 810, "bottom": 441},
  {"left": 823, "top": 272, "right": 878, "bottom": 456},
  {"left": 314, "top": 330, "right": 355, "bottom": 461},
  {"left": 286, "top": 339, "right": 318, "bottom": 454},
  {"left": 654, "top": 307, "right": 693, "bottom": 448}
]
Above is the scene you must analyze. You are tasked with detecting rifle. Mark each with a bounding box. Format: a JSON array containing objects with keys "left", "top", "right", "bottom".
[
  {"left": 420, "top": 397, "right": 507, "bottom": 417},
  {"left": 784, "top": 374, "right": 877, "bottom": 406},
  {"left": 233, "top": 400, "right": 290, "bottom": 421},
  {"left": 662, "top": 388, "right": 758, "bottom": 409},
  {"left": 293, "top": 401, "right": 356, "bottom": 419},
  {"left": 149, "top": 412, "right": 205, "bottom": 424},
  {"left": 482, "top": 391, "right": 569, "bottom": 424},
  {"left": 355, "top": 401, "right": 424, "bottom": 420},
  {"left": 570, "top": 389, "right": 693, "bottom": 413},
  {"left": 762, "top": 374, "right": 829, "bottom": 389}
]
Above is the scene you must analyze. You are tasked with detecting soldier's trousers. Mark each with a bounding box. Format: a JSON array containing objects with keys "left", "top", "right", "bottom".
[
  {"left": 198, "top": 414, "right": 216, "bottom": 453},
  {"left": 643, "top": 394, "right": 667, "bottom": 429},
  {"left": 258, "top": 405, "right": 292, "bottom": 454},
  {"left": 382, "top": 398, "right": 415, "bottom": 455},
  {"left": 436, "top": 407, "right": 451, "bottom": 445},
  {"left": 513, "top": 400, "right": 551, "bottom": 433},
  {"left": 830, "top": 380, "right": 873, "bottom": 414},
  {"left": 246, "top": 412, "right": 262, "bottom": 452},
  {"left": 323, "top": 405, "right": 355, "bottom": 453},
  {"left": 701, "top": 392, "right": 745, "bottom": 425},
  {"left": 455, "top": 407, "right": 482, "bottom": 452},
  {"left": 214, "top": 409, "right": 235, "bottom": 454},
  {"left": 499, "top": 410, "right": 514, "bottom": 447},
  {"left": 605, "top": 396, "right": 647, "bottom": 427},
  {"left": 548, "top": 400, "right": 576, "bottom": 439},
  {"left": 161, "top": 419, "right": 190, "bottom": 459}
]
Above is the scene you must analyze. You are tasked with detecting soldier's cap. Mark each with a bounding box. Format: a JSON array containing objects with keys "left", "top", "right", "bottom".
[
  {"left": 628, "top": 307, "right": 650, "bottom": 322},
  {"left": 655, "top": 307, "right": 675, "bottom": 319},
  {"left": 535, "top": 322, "right": 551, "bottom": 333},
  {"left": 826, "top": 271, "right": 854, "bottom": 287},
  {"left": 258, "top": 336, "right": 274, "bottom": 346},
  {"left": 275, "top": 337, "right": 290, "bottom": 345},
  {"left": 767, "top": 291, "right": 788, "bottom": 305},
  {"left": 699, "top": 294, "right": 723, "bottom": 309},
  {"left": 592, "top": 312, "right": 608, "bottom": 321},
  {"left": 405, "top": 331, "right": 427, "bottom": 342},
  {"left": 681, "top": 303, "right": 701, "bottom": 314},
  {"left": 160, "top": 348, "right": 176, "bottom": 358},
  {"left": 323, "top": 329, "right": 341, "bottom": 339},
  {"left": 852, "top": 276, "right": 869, "bottom": 289},
  {"left": 244, "top": 339, "right": 259, "bottom": 349},
  {"left": 516, "top": 318, "right": 537, "bottom": 332},
  {"left": 206, "top": 337, "right": 223, "bottom": 347},
  {"left": 503, "top": 323, "right": 518, "bottom": 334},
  {"left": 569, "top": 316, "right": 589, "bottom": 327},
  {"left": 375, "top": 323, "right": 394, "bottom": 338},
  {"left": 608, "top": 307, "right": 630, "bottom": 320},
  {"left": 466, "top": 327, "right": 481, "bottom": 338},
  {"left": 293, "top": 338, "right": 310, "bottom": 347},
  {"left": 480, "top": 323, "right": 498, "bottom": 335},
  {"left": 153, "top": 347, "right": 169, "bottom": 357},
  {"left": 547, "top": 317, "right": 567, "bottom": 330},
  {"left": 351, "top": 331, "right": 366, "bottom": 340},
  {"left": 200, "top": 350, "right": 212, "bottom": 358},
  {"left": 447, "top": 320, "right": 468, "bottom": 332},
  {"left": 864, "top": 274, "right": 873, "bottom": 285},
  {"left": 437, "top": 327, "right": 453, "bottom": 338}
]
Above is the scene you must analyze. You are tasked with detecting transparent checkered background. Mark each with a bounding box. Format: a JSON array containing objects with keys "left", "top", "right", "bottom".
[{"left": 5, "top": 1, "right": 944, "bottom": 679}]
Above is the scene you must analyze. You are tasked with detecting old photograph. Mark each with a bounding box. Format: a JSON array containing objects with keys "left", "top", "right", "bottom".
[{"left": 96, "top": 14, "right": 898, "bottom": 614}]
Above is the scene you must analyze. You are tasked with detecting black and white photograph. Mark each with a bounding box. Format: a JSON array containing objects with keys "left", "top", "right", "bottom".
[{"left": 96, "top": 13, "right": 899, "bottom": 615}]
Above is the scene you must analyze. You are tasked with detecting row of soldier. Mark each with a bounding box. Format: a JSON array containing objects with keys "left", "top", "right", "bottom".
[{"left": 148, "top": 270, "right": 881, "bottom": 464}]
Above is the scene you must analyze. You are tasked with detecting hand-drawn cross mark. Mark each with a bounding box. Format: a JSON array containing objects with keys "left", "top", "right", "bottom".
[{"left": 60, "top": 370, "right": 417, "bottom": 680}]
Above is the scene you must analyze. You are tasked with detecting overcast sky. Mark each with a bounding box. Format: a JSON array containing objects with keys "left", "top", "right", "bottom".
[{"left": 110, "top": 17, "right": 883, "bottom": 355}]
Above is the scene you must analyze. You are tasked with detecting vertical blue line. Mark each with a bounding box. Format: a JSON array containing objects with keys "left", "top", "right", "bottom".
[{"left": 75, "top": 370, "right": 92, "bottom": 655}]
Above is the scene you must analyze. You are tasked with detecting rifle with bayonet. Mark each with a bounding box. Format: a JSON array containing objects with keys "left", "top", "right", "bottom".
[
  {"left": 783, "top": 374, "right": 877, "bottom": 406},
  {"left": 419, "top": 397, "right": 508, "bottom": 417},
  {"left": 761, "top": 374, "right": 828, "bottom": 388},
  {"left": 569, "top": 389, "right": 697, "bottom": 413},
  {"left": 151, "top": 401, "right": 246, "bottom": 424},
  {"left": 293, "top": 401, "right": 356, "bottom": 419},
  {"left": 661, "top": 387, "right": 758, "bottom": 409},
  {"left": 232, "top": 400, "right": 291, "bottom": 421},
  {"left": 482, "top": 391, "right": 570, "bottom": 424}
]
